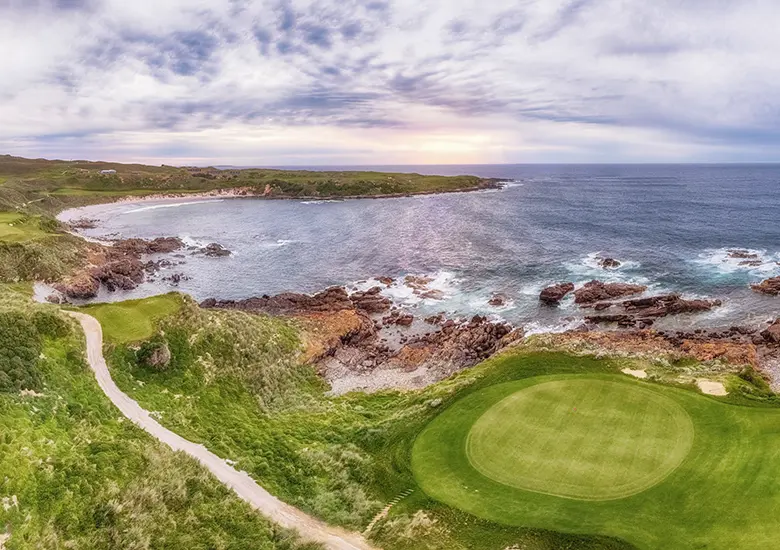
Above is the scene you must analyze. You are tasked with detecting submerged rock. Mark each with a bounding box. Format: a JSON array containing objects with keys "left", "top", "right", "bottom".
[{"left": 597, "top": 257, "right": 622, "bottom": 269}]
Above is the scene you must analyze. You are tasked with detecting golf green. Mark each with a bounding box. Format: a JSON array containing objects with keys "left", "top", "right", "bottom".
[
  {"left": 465, "top": 379, "right": 694, "bottom": 500},
  {"left": 412, "top": 373, "right": 780, "bottom": 549}
]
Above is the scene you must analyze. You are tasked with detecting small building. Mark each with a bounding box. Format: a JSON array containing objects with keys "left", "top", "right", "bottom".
[{"left": 100, "top": 169, "right": 117, "bottom": 175}]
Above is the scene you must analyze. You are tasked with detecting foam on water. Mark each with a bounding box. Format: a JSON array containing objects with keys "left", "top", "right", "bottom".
[
  {"left": 124, "top": 199, "right": 223, "bottom": 214},
  {"left": 694, "top": 248, "right": 780, "bottom": 277},
  {"left": 564, "top": 252, "right": 649, "bottom": 285}
]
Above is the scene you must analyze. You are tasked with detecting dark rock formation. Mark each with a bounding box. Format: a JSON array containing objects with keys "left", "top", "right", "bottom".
[
  {"left": 194, "top": 243, "right": 231, "bottom": 257},
  {"left": 350, "top": 287, "right": 392, "bottom": 314},
  {"left": 751, "top": 277, "right": 780, "bottom": 296},
  {"left": 201, "top": 287, "right": 354, "bottom": 315},
  {"left": 761, "top": 319, "right": 780, "bottom": 344},
  {"left": 587, "top": 294, "right": 721, "bottom": 328},
  {"left": 540, "top": 282, "right": 575, "bottom": 305},
  {"left": 488, "top": 293, "right": 508, "bottom": 307},
  {"left": 598, "top": 257, "right": 621, "bottom": 269},
  {"left": 574, "top": 280, "right": 647, "bottom": 305},
  {"left": 728, "top": 249, "right": 759, "bottom": 260}
]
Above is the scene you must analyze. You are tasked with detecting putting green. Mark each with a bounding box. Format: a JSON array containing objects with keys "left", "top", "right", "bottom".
[
  {"left": 412, "top": 372, "right": 780, "bottom": 549},
  {"left": 465, "top": 379, "right": 693, "bottom": 500}
]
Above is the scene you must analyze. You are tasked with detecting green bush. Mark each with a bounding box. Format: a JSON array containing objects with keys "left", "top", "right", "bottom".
[{"left": 0, "top": 311, "right": 42, "bottom": 392}]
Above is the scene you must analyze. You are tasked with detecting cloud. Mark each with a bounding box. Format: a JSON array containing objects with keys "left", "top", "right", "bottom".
[{"left": 1, "top": 0, "right": 780, "bottom": 164}]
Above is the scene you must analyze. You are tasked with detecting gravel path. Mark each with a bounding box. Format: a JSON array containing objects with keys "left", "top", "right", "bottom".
[{"left": 67, "top": 312, "right": 377, "bottom": 550}]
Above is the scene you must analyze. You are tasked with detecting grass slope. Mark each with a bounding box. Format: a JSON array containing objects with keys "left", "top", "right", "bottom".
[
  {"left": 413, "top": 373, "right": 780, "bottom": 550},
  {"left": 0, "top": 293, "right": 318, "bottom": 550},
  {"left": 78, "top": 293, "right": 183, "bottom": 343}
]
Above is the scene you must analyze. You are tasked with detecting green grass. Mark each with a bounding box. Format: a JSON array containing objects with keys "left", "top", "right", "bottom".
[
  {"left": 0, "top": 213, "right": 52, "bottom": 242},
  {"left": 0, "top": 300, "right": 318, "bottom": 549},
  {"left": 412, "top": 373, "right": 780, "bottom": 550},
  {"left": 464, "top": 378, "right": 694, "bottom": 501},
  {"left": 79, "top": 293, "right": 184, "bottom": 343}
]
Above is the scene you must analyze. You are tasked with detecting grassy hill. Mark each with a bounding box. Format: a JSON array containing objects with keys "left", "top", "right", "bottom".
[
  {"left": 0, "top": 154, "right": 498, "bottom": 216},
  {"left": 0, "top": 288, "right": 318, "bottom": 550}
]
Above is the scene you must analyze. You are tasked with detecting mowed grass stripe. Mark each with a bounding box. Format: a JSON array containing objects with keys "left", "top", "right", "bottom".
[{"left": 464, "top": 379, "right": 694, "bottom": 501}]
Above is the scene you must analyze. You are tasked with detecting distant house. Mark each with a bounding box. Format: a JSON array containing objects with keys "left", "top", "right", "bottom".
[{"left": 100, "top": 169, "right": 117, "bottom": 175}]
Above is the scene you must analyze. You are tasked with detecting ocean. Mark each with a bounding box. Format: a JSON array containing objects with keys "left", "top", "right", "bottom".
[{"left": 59, "top": 164, "right": 780, "bottom": 332}]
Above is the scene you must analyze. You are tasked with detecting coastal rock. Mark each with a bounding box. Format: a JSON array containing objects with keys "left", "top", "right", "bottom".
[
  {"left": 194, "top": 243, "right": 231, "bottom": 257},
  {"left": 761, "top": 319, "right": 780, "bottom": 344},
  {"left": 202, "top": 286, "right": 353, "bottom": 315},
  {"left": 376, "top": 276, "right": 395, "bottom": 286},
  {"left": 728, "top": 249, "right": 759, "bottom": 260},
  {"left": 751, "top": 277, "right": 780, "bottom": 296},
  {"left": 588, "top": 294, "right": 721, "bottom": 326},
  {"left": 598, "top": 257, "right": 622, "bottom": 269},
  {"left": 54, "top": 272, "right": 100, "bottom": 300},
  {"left": 574, "top": 280, "right": 647, "bottom": 305},
  {"left": 68, "top": 218, "right": 98, "bottom": 230},
  {"left": 540, "top": 282, "right": 575, "bottom": 305},
  {"left": 115, "top": 237, "right": 184, "bottom": 255},
  {"left": 382, "top": 311, "right": 414, "bottom": 327},
  {"left": 90, "top": 258, "right": 145, "bottom": 291},
  {"left": 350, "top": 287, "right": 392, "bottom": 314}
]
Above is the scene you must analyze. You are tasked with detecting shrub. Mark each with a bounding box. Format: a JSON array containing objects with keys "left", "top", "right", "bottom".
[{"left": 0, "top": 311, "right": 42, "bottom": 392}]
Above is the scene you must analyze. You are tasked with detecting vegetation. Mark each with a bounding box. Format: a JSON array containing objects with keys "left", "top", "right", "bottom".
[
  {"left": 78, "top": 293, "right": 184, "bottom": 343},
  {"left": 0, "top": 154, "right": 493, "bottom": 218},
  {"left": 0, "top": 291, "right": 318, "bottom": 549}
]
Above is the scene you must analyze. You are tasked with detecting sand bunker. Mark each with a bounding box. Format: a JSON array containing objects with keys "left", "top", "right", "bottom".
[
  {"left": 622, "top": 368, "right": 648, "bottom": 379},
  {"left": 696, "top": 379, "right": 728, "bottom": 396}
]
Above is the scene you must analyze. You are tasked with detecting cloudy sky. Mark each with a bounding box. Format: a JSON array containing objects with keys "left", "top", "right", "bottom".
[{"left": 1, "top": 0, "right": 779, "bottom": 165}]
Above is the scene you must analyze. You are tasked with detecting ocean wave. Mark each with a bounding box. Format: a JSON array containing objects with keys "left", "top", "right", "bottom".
[
  {"left": 694, "top": 248, "right": 780, "bottom": 276},
  {"left": 124, "top": 199, "right": 223, "bottom": 214}
]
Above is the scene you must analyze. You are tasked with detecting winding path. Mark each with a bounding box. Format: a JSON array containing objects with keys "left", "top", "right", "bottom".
[{"left": 67, "top": 312, "right": 377, "bottom": 550}]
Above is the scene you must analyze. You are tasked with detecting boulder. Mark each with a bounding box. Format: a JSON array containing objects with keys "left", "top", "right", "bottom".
[
  {"left": 574, "top": 280, "right": 647, "bottom": 305},
  {"left": 540, "top": 282, "right": 575, "bottom": 305},
  {"left": 761, "top": 319, "right": 780, "bottom": 344},
  {"left": 138, "top": 341, "right": 172, "bottom": 371}
]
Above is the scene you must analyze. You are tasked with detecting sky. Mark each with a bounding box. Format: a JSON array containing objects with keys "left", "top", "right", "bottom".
[{"left": 1, "top": 0, "right": 779, "bottom": 166}]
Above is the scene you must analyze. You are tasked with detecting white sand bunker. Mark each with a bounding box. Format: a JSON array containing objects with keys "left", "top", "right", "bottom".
[
  {"left": 696, "top": 379, "right": 728, "bottom": 396},
  {"left": 622, "top": 368, "right": 648, "bottom": 379}
]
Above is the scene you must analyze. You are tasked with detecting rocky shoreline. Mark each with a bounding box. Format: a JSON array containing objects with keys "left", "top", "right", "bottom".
[{"left": 48, "top": 216, "right": 780, "bottom": 393}]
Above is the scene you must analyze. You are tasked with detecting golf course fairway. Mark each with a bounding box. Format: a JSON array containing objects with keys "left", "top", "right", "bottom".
[{"left": 412, "top": 374, "right": 780, "bottom": 549}]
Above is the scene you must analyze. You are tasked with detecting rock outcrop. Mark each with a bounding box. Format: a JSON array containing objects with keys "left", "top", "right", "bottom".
[
  {"left": 540, "top": 282, "right": 575, "bottom": 305},
  {"left": 574, "top": 280, "right": 647, "bottom": 305},
  {"left": 55, "top": 237, "right": 184, "bottom": 300},
  {"left": 194, "top": 243, "right": 231, "bottom": 257},
  {"left": 751, "top": 277, "right": 780, "bottom": 296},
  {"left": 586, "top": 294, "right": 721, "bottom": 328},
  {"left": 202, "top": 286, "right": 354, "bottom": 315}
]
